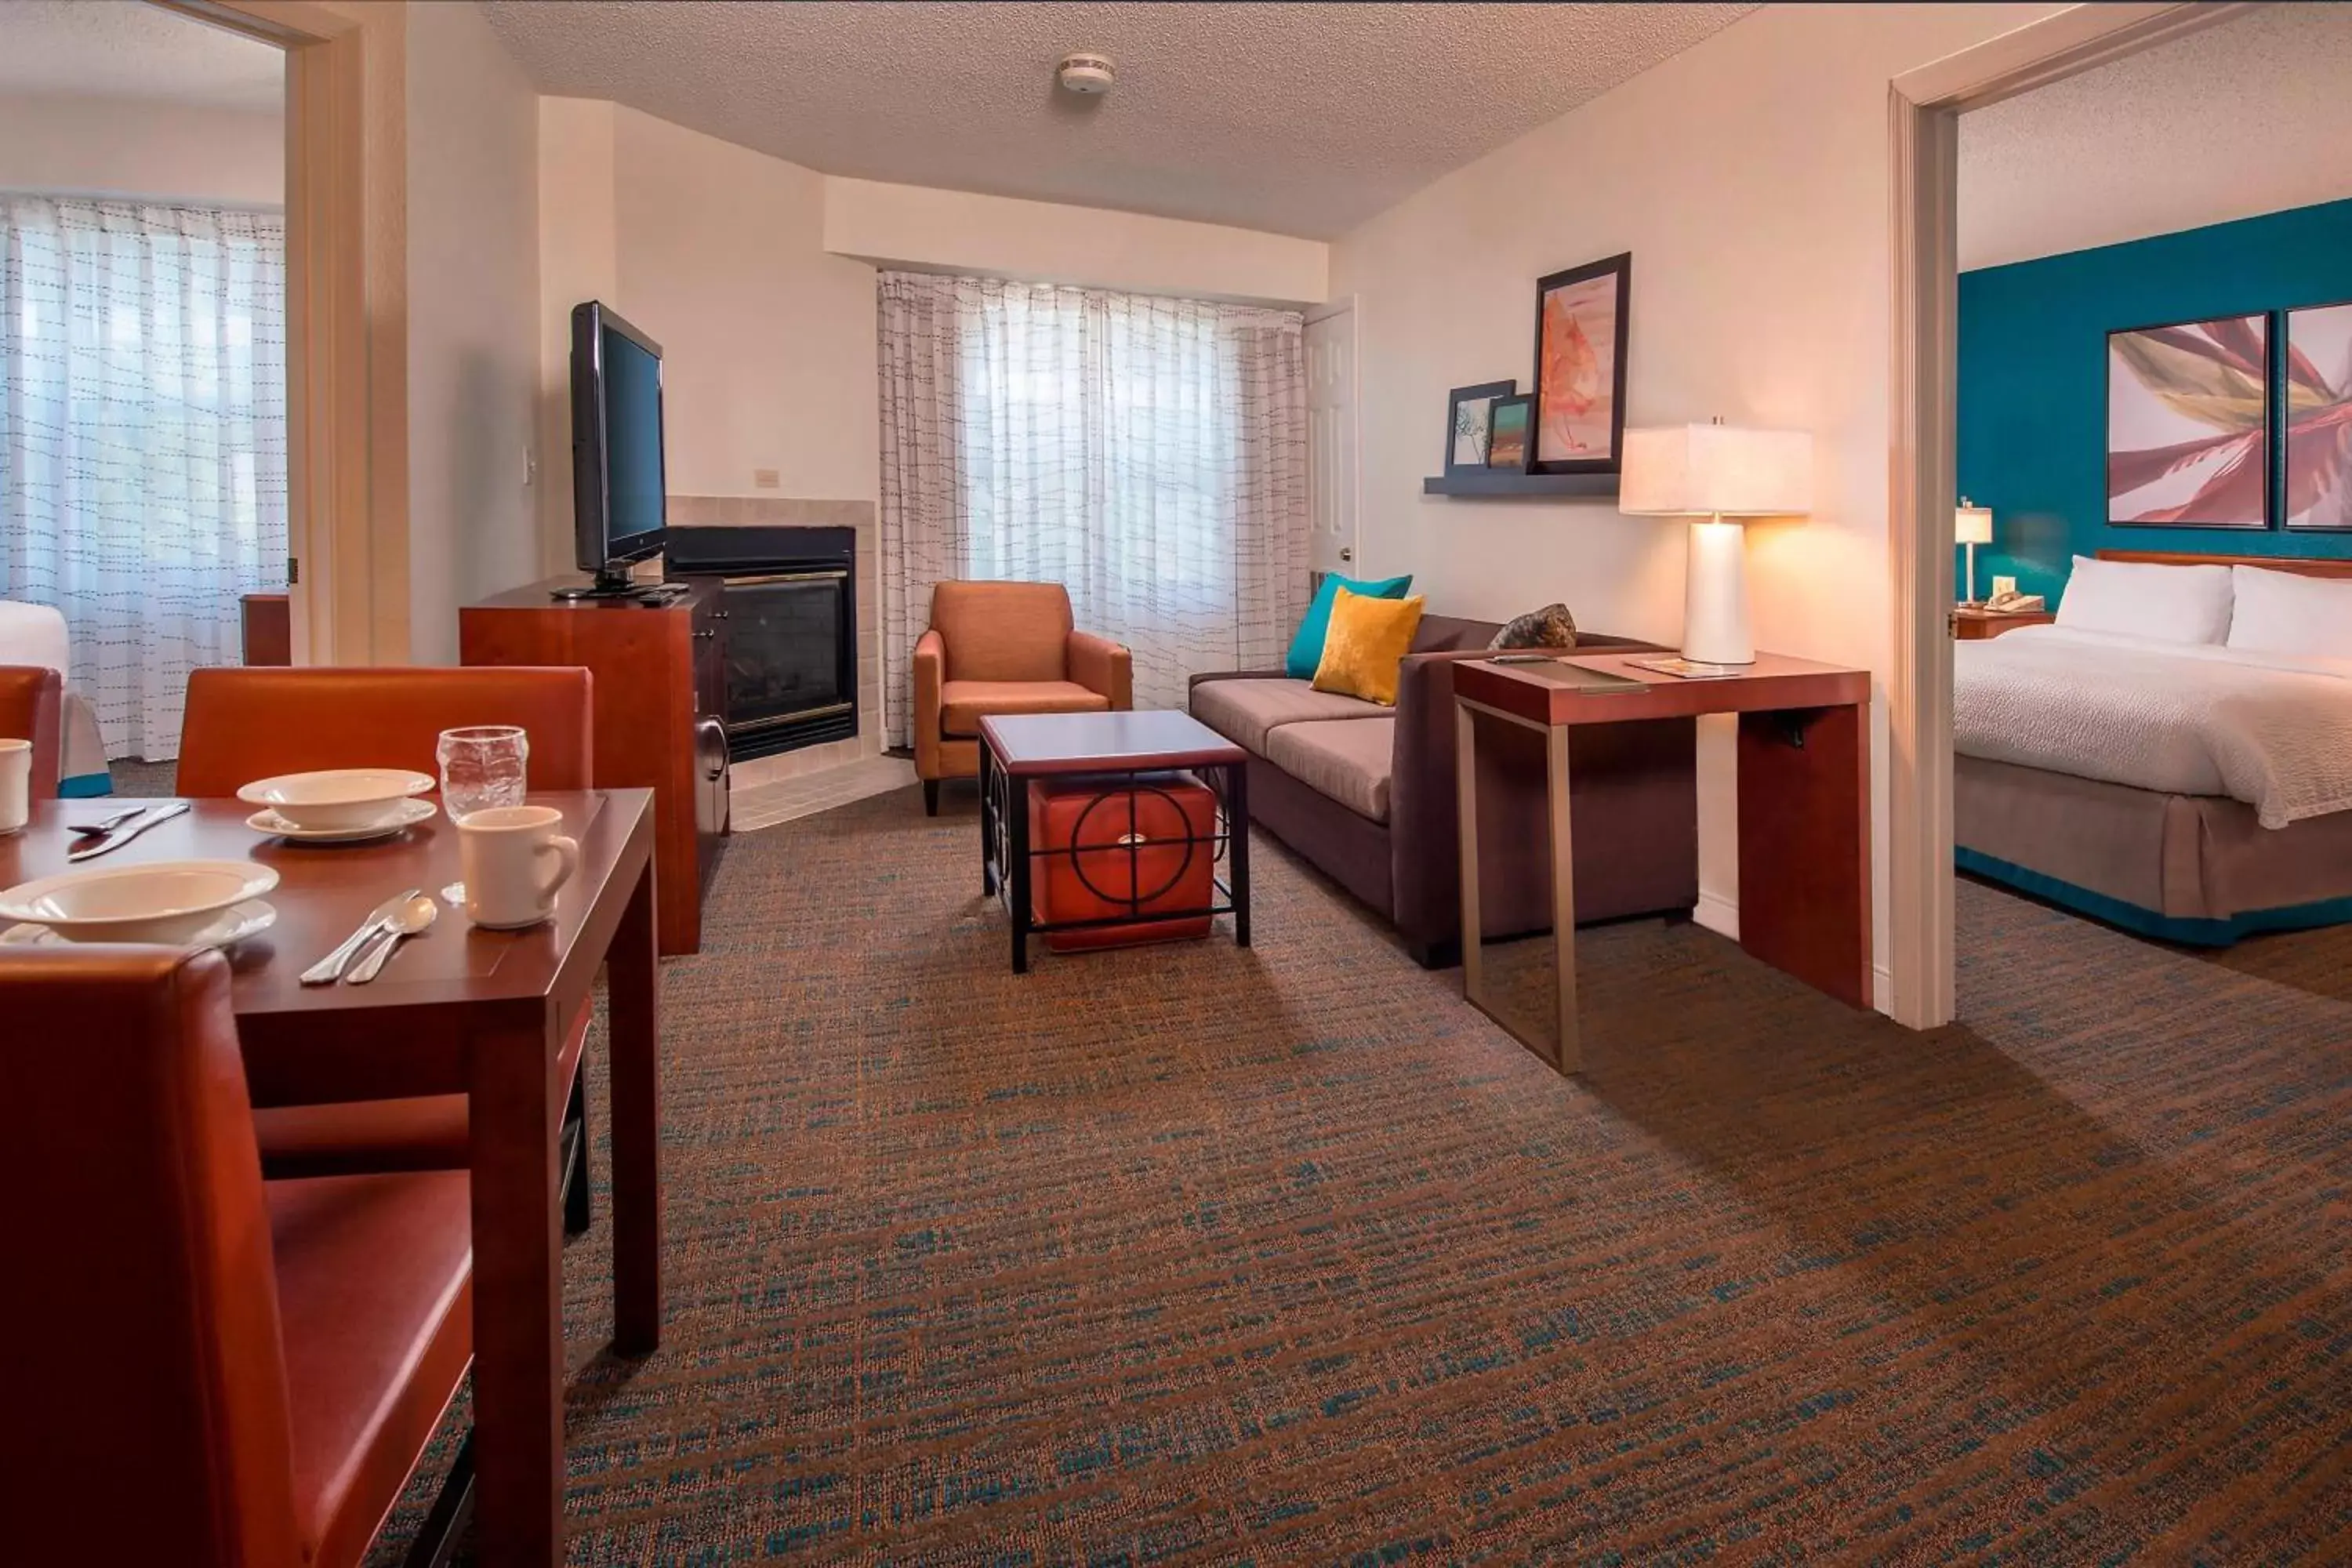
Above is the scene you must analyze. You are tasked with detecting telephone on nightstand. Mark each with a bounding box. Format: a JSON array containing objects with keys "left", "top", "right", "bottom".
[{"left": 1982, "top": 589, "right": 2045, "bottom": 613}]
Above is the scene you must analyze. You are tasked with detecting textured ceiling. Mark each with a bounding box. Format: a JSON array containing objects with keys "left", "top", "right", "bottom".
[
  {"left": 0, "top": 0, "right": 281, "bottom": 112},
  {"left": 482, "top": 1, "right": 1755, "bottom": 238},
  {"left": 1959, "top": 3, "right": 2352, "bottom": 270}
]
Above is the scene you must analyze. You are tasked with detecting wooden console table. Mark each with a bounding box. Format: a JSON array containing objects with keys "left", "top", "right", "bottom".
[
  {"left": 461, "top": 579, "right": 729, "bottom": 955},
  {"left": 1453, "top": 651, "right": 1871, "bottom": 1073}
]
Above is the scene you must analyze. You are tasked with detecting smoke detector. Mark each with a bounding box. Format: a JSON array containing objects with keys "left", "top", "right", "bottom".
[{"left": 1056, "top": 52, "right": 1116, "bottom": 96}]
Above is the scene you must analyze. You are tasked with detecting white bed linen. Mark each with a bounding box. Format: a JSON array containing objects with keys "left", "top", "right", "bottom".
[{"left": 1953, "top": 625, "right": 2352, "bottom": 828}]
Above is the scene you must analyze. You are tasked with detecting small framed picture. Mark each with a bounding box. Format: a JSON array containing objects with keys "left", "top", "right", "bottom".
[
  {"left": 2285, "top": 299, "right": 2352, "bottom": 531},
  {"left": 1485, "top": 394, "right": 1535, "bottom": 472},
  {"left": 1531, "top": 252, "right": 1631, "bottom": 474},
  {"left": 1445, "top": 381, "right": 1516, "bottom": 477},
  {"left": 2107, "top": 313, "right": 2269, "bottom": 528}
]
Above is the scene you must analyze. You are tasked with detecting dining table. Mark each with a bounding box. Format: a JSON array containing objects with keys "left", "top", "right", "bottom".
[{"left": 0, "top": 789, "right": 662, "bottom": 1566}]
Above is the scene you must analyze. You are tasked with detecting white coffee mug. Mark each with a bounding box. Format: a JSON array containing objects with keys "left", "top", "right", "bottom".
[
  {"left": 457, "top": 804, "right": 579, "bottom": 929},
  {"left": 0, "top": 739, "right": 29, "bottom": 835}
]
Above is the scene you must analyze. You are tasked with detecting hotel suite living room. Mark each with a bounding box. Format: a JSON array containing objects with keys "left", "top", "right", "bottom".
[{"left": 5, "top": 3, "right": 2352, "bottom": 1564}]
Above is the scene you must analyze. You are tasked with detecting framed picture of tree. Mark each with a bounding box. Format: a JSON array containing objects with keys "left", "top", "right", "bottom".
[{"left": 1445, "top": 381, "right": 1516, "bottom": 477}]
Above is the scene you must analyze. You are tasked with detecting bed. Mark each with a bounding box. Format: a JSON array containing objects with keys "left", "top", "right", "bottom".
[{"left": 1953, "top": 550, "right": 2352, "bottom": 945}]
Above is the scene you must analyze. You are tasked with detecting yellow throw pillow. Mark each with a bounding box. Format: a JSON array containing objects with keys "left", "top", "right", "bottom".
[{"left": 1311, "top": 586, "right": 1425, "bottom": 706}]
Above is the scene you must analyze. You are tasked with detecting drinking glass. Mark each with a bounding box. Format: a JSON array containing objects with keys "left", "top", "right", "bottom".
[{"left": 437, "top": 725, "right": 529, "bottom": 822}]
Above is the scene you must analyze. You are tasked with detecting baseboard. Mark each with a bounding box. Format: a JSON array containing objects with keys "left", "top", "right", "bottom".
[
  {"left": 1874, "top": 964, "right": 1893, "bottom": 1017},
  {"left": 1693, "top": 889, "right": 1739, "bottom": 941}
]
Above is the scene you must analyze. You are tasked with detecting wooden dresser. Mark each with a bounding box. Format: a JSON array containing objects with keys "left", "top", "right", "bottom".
[{"left": 460, "top": 579, "right": 728, "bottom": 955}]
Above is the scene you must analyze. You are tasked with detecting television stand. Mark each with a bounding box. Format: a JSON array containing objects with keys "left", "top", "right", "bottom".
[{"left": 550, "top": 572, "right": 687, "bottom": 605}]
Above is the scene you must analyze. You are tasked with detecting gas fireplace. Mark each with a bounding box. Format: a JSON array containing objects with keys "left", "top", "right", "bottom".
[{"left": 665, "top": 526, "right": 857, "bottom": 761}]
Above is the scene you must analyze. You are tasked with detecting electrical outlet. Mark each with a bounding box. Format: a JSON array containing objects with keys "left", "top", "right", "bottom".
[
  {"left": 1991, "top": 575, "right": 2018, "bottom": 599},
  {"left": 753, "top": 468, "right": 780, "bottom": 489}
]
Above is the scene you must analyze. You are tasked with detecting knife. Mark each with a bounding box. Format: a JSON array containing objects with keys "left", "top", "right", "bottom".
[
  {"left": 67, "top": 800, "right": 191, "bottom": 862},
  {"left": 300, "top": 887, "right": 424, "bottom": 986}
]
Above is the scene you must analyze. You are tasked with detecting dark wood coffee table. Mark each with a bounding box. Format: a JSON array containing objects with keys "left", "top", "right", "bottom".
[{"left": 975, "top": 710, "right": 1250, "bottom": 972}]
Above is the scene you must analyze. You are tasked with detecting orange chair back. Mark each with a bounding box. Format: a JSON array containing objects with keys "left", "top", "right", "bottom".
[
  {"left": 0, "top": 946, "right": 303, "bottom": 1566},
  {"left": 176, "top": 666, "right": 593, "bottom": 797},
  {"left": 0, "top": 663, "right": 63, "bottom": 803},
  {"left": 929, "top": 581, "right": 1073, "bottom": 684}
]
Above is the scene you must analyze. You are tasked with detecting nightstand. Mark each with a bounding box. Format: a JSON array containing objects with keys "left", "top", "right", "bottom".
[{"left": 1950, "top": 606, "right": 2055, "bottom": 641}]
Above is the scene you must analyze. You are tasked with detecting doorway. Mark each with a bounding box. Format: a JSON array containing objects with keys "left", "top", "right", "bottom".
[
  {"left": 1884, "top": 1, "right": 2260, "bottom": 1029},
  {"left": 1305, "top": 297, "right": 1360, "bottom": 586}
]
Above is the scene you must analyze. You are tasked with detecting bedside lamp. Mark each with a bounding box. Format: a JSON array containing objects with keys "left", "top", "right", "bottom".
[
  {"left": 1955, "top": 499, "right": 1994, "bottom": 606},
  {"left": 1620, "top": 421, "right": 1813, "bottom": 666}
]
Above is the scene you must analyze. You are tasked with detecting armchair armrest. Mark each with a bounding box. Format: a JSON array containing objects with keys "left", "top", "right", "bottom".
[
  {"left": 913, "top": 629, "right": 947, "bottom": 771},
  {"left": 1067, "top": 631, "right": 1132, "bottom": 710}
]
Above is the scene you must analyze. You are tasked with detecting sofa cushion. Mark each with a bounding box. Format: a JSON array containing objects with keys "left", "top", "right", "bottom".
[
  {"left": 1265, "top": 717, "right": 1396, "bottom": 823},
  {"left": 939, "top": 679, "right": 1109, "bottom": 737},
  {"left": 1189, "top": 677, "right": 1389, "bottom": 754}
]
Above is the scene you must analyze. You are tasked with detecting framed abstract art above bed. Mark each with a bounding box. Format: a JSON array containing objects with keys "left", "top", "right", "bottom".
[
  {"left": 2285, "top": 299, "right": 2352, "bottom": 532},
  {"left": 2106, "top": 314, "right": 2270, "bottom": 528}
]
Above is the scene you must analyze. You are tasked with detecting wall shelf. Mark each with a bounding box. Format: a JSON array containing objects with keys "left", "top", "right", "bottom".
[{"left": 1421, "top": 471, "right": 1620, "bottom": 499}]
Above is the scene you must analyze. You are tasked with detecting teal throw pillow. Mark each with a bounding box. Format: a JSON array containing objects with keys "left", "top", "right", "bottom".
[{"left": 1286, "top": 572, "right": 1413, "bottom": 680}]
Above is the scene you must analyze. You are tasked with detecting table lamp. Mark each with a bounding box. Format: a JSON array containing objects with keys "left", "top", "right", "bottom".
[
  {"left": 1955, "top": 499, "right": 1994, "bottom": 606},
  {"left": 1620, "top": 420, "right": 1813, "bottom": 666}
]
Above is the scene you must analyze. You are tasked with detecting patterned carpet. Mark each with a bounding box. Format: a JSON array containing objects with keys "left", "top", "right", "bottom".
[{"left": 325, "top": 784, "right": 2352, "bottom": 1563}]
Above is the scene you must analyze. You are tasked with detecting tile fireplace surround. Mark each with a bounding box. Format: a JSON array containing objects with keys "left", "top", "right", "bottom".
[{"left": 666, "top": 497, "right": 891, "bottom": 817}]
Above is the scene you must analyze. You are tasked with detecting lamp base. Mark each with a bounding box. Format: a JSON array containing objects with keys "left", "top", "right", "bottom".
[{"left": 1680, "top": 517, "right": 1755, "bottom": 666}]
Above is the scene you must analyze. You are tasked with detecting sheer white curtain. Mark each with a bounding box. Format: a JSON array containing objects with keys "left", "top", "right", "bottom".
[
  {"left": 0, "top": 197, "right": 288, "bottom": 760},
  {"left": 879, "top": 272, "right": 1306, "bottom": 745}
]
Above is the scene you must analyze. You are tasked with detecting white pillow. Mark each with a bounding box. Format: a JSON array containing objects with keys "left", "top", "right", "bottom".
[
  {"left": 2055, "top": 554, "right": 2233, "bottom": 644},
  {"left": 2227, "top": 564, "right": 2352, "bottom": 659}
]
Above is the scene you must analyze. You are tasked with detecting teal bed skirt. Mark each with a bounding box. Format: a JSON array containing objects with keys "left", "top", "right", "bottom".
[{"left": 1957, "top": 847, "right": 2352, "bottom": 947}]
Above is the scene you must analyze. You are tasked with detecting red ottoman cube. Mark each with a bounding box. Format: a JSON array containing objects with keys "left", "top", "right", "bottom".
[{"left": 1027, "top": 771, "right": 1219, "bottom": 953}]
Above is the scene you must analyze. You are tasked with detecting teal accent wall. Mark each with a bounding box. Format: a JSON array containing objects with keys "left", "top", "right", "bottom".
[{"left": 1956, "top": 198, "right": 2352, "bottom": 605}]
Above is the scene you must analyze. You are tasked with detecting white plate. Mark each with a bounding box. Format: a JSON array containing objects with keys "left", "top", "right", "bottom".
[
  {"left": 1, "top": 898, "right": 276, "bottom": 951},
  {"left": 236, "top": 768, "right": 436, "bottom": 831},
  {"left": 248, "top": 797, "right": 437, "bottom": 843},
  {"left": 0, "top": 858, "right": 281, "bottom": 943}
]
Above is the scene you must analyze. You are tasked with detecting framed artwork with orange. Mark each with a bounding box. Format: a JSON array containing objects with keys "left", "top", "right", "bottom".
[{"left": 1530, "top": 252, "right": 1631, "bottom": 475}]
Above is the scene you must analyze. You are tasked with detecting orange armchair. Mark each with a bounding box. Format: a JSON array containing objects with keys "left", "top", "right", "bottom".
[
  {"left": 913, "top": 581, "right": 1132, "bottom": 815},
  {"left": 0, "top": 664, "right": 63, "bottom": 804},
  {"left": 0, "top": 945, "right": 474, "bottom": 1567}
]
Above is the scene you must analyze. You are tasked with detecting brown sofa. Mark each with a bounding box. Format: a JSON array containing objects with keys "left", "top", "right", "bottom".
[{"left": 1189, "top": 614, "right": 1698, "bottom": 967}]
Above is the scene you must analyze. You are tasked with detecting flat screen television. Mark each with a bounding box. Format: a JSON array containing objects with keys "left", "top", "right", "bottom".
[{"left": 565, "top": 301, "right": 667, "bottom": 597}]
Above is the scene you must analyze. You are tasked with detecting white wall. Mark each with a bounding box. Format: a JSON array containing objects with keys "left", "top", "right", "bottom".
[
  {"left": 0, "top": 93, "right": 281, "bottom": 206},
  {"left": 535, "top": 96, "right": 618, "bottom": 575},
  {"left": 405, "top": 0, "right": 540, "bottom": 661},
  {"left": 1330, "top": 2, "right": 2063, "bottom": 998},
  {"left": 1960, "top": 3, "right": 2352, "bottom": 270},
  {"left": 612, "top": 107, "right": 878, "bottom": 505},
  {"left": 823, "top": 176, "right": 1327, "bottom": 307}
]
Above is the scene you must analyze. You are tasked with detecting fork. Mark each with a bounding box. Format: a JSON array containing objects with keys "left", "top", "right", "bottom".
[{"left": 66, "top": 806, "right": 147, "bottom": 839}]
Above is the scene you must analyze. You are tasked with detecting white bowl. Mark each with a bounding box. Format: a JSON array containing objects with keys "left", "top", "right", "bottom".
[
  {"left": 0, "top": 859, "right": 281, "bottom": 945},
  {"left": 236, "top": 768, "right": 435, "bottom": 831}
]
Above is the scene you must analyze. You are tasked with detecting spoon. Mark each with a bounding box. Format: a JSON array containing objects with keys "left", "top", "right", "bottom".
[
  {"left": 67, "top": 806, "right": 147, "bottom": 838},
  {"left": 343, "top": 894, "right": 438, "bottom": 985}
]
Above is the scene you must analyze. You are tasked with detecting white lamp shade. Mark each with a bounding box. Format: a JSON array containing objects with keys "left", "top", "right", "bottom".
[
  {"left": 1620, "top": 424, "right": 1813, "bottom": 518},
  {"left": 1955, "top": 503, "right": 1994, "bottom": 545}
]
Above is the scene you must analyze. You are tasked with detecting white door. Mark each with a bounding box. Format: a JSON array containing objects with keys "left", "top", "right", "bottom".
[{"left": 1304, "top": 301, "right": 1359, "bottom": 583}]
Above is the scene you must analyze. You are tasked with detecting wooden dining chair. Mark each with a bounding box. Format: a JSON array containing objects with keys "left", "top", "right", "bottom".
[
  {"left": 0, "top": 945, "right": 474, "bottom": 1567},
  {"left": 176, "top": 664, "right": 595, "bottom": 795},
  {"left": 0, "top": 663, "right": 64, "bottom": 804},
  {"left": 176, "top": 665, "right": 600, "bottom": 1234}
]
